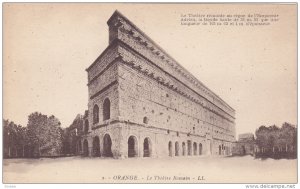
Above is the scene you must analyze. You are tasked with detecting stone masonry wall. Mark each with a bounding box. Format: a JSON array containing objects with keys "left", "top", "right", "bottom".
[
  {"left": 117, "top": 46, "right": 235, "bottom": 142},
  {"left": 82, "top": 11, "right": 236, "bottom": 158},
  {"left": 107, "top": 11, "right": 235, "bottom": 118}
]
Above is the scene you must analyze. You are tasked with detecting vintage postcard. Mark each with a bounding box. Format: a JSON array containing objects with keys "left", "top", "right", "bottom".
[{"left": 2, "top": 3, "right": 297, "bottom": 184}]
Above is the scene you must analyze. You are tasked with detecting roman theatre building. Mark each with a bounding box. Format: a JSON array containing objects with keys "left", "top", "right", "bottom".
[{"left": 81, "top": 11, "right": 236, "bottom": 158}]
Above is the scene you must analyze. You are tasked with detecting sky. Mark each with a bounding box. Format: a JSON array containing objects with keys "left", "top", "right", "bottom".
[{"left": 3, "top": 3, "right": 297, "bottom": 136}]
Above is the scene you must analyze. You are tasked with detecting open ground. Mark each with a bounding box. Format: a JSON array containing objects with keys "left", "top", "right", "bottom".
[{"left": 3, "top": 155, "right": 297, "bottom": 183}]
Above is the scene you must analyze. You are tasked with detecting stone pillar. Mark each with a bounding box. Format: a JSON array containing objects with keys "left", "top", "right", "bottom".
[
  {"left": 117, "top": 126, "right": 127, "bottom": 159},
  {"left": 88, "top": 146, "right": 92, "bottom": 157},
  {"left": 191, "top": 141, "right": 194, "bottom": 156},
  {"left": 206, "top": 139, "right": 212, "bottom": 156},
  {"left": 139, "top": 136, "right": 144, "bottom": 158}
]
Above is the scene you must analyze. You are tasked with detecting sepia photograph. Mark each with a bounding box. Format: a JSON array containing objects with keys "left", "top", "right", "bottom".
[{"left": 2, "top": 2, "right": 297, "bottom": 184}]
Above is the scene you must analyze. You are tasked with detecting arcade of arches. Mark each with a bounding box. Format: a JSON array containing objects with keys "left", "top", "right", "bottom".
[
  {"left": 82, "top": 135, "right": 231, "bottom": 157},
  {"left": 83, "top": 134, "right": 154, "bottom": 158},
  {"left": 168, "top": 141, "right": 204, "bottom": 157},
  {"left": 167, "top": 141, "right": 230, "bottom": 157}
]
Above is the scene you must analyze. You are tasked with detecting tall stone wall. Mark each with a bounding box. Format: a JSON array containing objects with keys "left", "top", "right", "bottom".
[
  {"left": 82, "top": 11, "right": 236, "bottom": 158},
  {"left": 107, "top": 11, "right": 235, "bottom": 118}
]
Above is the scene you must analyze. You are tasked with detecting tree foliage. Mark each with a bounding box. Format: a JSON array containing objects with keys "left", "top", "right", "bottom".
[
  {"left": 3, "top": 120, "right": 29, "bottom": 158},
  {"left": 255, "top": 122, "right": 297, "bottom": 159},
  {"left": 4, "top": 112, "right": 64, "bottom": 158},
  {"left": 27, "top": 112, "right": 63, "bottom": 157}
]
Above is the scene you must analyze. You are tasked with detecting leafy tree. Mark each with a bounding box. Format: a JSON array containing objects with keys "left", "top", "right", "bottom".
[
  {"left": 3, "top": 119, "right": 29, "bottom": 158},
  {"left": 255, "top": 122, "right": 297, "bottom": 159},
  {"left": 27, "top": 112, "right": 63, "bottom": 157},
  {"left": 255, "top": 125, "right": 269, "bottom": 152},
  {"left": 27, "top": 112, "right": 48, "bottom": 157}
]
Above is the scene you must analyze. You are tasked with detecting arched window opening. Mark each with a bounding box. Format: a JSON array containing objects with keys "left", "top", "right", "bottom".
[
  {"left": 93, "top": 105, "right": 99, "bottom": 124},
  {"left": 103, "top": 98, "right": 111, "bottom": 121},
  {"left": 143, "top": 117, "right": 149, "bottom": 124}
]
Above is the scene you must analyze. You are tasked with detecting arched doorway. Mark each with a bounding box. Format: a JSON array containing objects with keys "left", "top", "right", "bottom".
[
  {"left": 83, "top": 139, "right": 89, "bottom": 157},
  {"left": 103, "top": 134, "right": 113, "bottom": 157},
  {"left": 199, "top": 143, "right": 202, "bottom": 155},
  {"left": 187, "top": 140, "right": 192, "bottom": 156},
  {"left": 222, "top": 144, "right": 224, "bottom": 155},
  {"left": 175, "top": 141, "right": 179, "bottom": 156},
  {"left": 143, "top": 137, "right": 151, "bottom": 157},
  {"left": 193, "top": 142, "right": 197, "bottom": 155},
  {"left": 168, "top": 141, "right": 173, "bottom": 157},
  {"left": 219, "top": 145, "right": 222, "bottom": 155},
  {"left": 93, "top": 136, "right": 100, "bottom": 157},
  {"left": 128, "top": 136, "right": 138, "bottom": 157},
  {"left": 182, "top": 142, "right": 186, "bottom": 156}
]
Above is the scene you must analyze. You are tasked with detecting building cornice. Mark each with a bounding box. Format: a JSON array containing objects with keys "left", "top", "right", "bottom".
[
  {"left": 86, "top": 38, "right": 120, "bottom": 72},
  {"left": 107, "top": 10, "right": 235, "bottom": 114}
]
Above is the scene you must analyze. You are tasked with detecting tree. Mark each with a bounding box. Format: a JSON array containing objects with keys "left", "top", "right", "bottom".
[
  {"left": 27, "top": 112, "right": 63, "bottom": 157},
  {"left": 3, "top": 119, "right": 28, "bottom": 158},
  {"left": 45, "top": 115, "right": 63, "bottom": 156},
  {"left": 281, "top": 122, "right": 297, "bottom": 157},
  {"left": 3, "top": 119, "right": 12, "bottom": 158},
  {"left": 255, "top": 125, "right": 269, "bottom": 153},
  {"left": 27, "top": 112, "right": 48, "bottom": 157},
  {"left": 255, "top": 123, "right": 297, "bottom": 159}
]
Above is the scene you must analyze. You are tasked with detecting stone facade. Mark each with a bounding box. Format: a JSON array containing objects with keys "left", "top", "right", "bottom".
[{"left": 81, "top": 11, "right": 236, "bottom": 158}]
